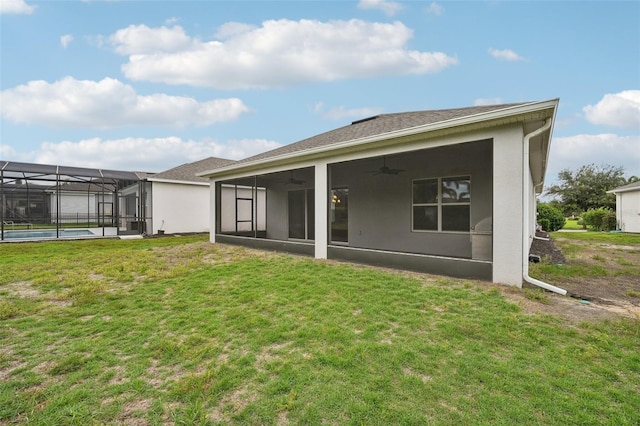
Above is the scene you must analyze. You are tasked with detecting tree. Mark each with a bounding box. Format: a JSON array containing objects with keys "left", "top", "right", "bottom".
[{"left": 545, "top": 164, "right": 627, "bottom": 216}]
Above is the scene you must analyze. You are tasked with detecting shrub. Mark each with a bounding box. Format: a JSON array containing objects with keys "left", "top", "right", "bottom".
[
  {"left": 581, "top": 207, "right": 617, "bottom": 231},
  {"left": 537, "top": 203, "right": 566, "bottom": 231},
  {"left": 538, "top": 218, "right": 551, "bottom": 232}
]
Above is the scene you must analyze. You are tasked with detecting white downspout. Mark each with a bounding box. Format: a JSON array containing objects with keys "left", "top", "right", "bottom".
[{"left": 522, "top": 120, "right": 568, "bottom": 296}]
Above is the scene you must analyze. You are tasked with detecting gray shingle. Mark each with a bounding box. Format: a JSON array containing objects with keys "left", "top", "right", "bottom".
[
  {"left": 151, "top": 157, "right": 235, "bottom": 183},
  {"left": 237, "top": 102, "right": 528, "bottom": 164}
]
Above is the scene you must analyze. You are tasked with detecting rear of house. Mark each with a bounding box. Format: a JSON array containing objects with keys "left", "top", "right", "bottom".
[{"left": 200, "top": 100, "right": 559, "bottom": 287}]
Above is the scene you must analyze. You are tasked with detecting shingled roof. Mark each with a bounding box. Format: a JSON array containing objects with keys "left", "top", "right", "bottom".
[
  {"left": 150, "top": 157, "right": 235, "bottom": 183},
  {"left": 237, "top": 102, "right": 528, "bottom": 164}
]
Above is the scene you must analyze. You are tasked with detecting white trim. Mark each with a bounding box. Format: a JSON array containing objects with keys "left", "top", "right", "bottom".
[
  {"left": 607, "top": 185, "right": 640, "bottom": 194},
  {"left": 315, "top": 162, "right": 328, "bottom": 259},
  {"left": 148, "top": 178, "right": 209, "bottom": 186}
]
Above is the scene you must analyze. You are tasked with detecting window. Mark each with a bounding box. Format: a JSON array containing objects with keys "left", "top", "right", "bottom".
[{"left": 413, "top": 176, "right": 470, "bottom": 232}]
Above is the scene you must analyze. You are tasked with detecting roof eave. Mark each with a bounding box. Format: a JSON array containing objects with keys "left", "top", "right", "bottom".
[
  {"left": 198, "top": 99, "right": 559, "bottom": 179},
  {"left": 533, "top": 101, "right": 560, "bottom": 193},
  {"left": 147, "top": 177, "right": 209, "bottom": 186},
  {"left": 607, "top": 185, "right": 640, "bottom": 194}
]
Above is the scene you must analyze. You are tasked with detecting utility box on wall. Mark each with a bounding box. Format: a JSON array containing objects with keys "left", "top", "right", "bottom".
[{"left": 471, "top": 217, "right": 492, "bottom": 261}]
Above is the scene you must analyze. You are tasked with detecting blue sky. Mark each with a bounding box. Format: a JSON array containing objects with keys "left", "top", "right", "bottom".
[{"left": 1, "top": 0, "right": 639, "bottom": 189}]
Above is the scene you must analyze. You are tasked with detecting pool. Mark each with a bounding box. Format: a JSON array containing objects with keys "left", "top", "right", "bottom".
[{"left": 2, "top": 229, "right": 95, "bottom": 240}]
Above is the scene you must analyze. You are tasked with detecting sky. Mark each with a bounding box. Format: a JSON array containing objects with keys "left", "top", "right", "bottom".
[{"left": 1, "top": 0, "right": 639, "bottom": 191}]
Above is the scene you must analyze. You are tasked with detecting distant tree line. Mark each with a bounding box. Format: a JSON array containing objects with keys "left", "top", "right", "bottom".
[{"left": 538, "top": 164, "right": 638, "bottom": 231}]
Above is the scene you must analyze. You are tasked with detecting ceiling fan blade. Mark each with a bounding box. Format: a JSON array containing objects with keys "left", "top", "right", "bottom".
[
  {"left": 388, "top": 168, "right": 405, "bottom": 174},
  {"left": 368, "top": 156, "right": 404, "bottom": 175}
]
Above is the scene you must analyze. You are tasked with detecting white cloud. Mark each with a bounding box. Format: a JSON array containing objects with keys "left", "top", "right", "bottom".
[
  {"left": 425, "top": 2, "right": 444, "bottom": 15},
  {"left": 0, "top": 0, "right": 35, "bottom": 14},
  {"left": 111, "top": 19, "right": 457, "bottom": 89},
  {"left": 312, "top": 102, "right": 325, "bottom": 114},
  {"left": 583, "top": 90, "right": 640, "bottom": 129},
  {"left": 474, "top": 97, "right": 503, "bottom": 106},
  {"left": 318, "top": 105, "right": 384, "bottom": 121},
  {"left": 357, "top": 0, "right": 403, "bottom": 16},
  {"left": 19, "top": 137, "right": 281, "bottom": 172},
  {"left": 0, "top": 143, "right": 18, "bottom": 158},
  {"left": 488, "top": 48, "right": 524, "bottom": 62},
  {"left": 214, "top": 22, "right": 257, "bottom": 39},
  {"left": 546, "top": 133, "right": 640, "bottom": 185},
  {"left": 109, "top": 24, "right": 195, "bottom": 55},
  {"left": 60, "top": 34, "right": 74, "bottom": 48},
  {"left": 0, "top": 77, "right": 249, "bottom": 129}
]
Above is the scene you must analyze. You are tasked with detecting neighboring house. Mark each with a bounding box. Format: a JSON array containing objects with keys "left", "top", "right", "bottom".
[
  {"left": 138, "top": 157, "right": 267, "bottom": 235},
  {"left": 200, "top": 99, "right": 560, "bottom": 289},
  {"left": 47, "top": 182, "right": 116, "bottom": 225},
  {"left": 608, "top": 181, "right": 640, "bottom": 233},
  {"left": 1, "top": 161, "right": 141, "bottom": 239}
]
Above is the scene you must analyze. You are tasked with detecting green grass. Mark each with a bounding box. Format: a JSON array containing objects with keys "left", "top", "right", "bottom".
[
  {"left": 1, "top": 235, "right": 639, "bottom": 425},
  {"left": 561, "top": 219, "right": 585, "bottom": 230},
  {"left": 530, "top": 231, "right": 640, "bottom": 281},
  {"left": 553, "top": 230, "right": 640, "bottom": 246}
]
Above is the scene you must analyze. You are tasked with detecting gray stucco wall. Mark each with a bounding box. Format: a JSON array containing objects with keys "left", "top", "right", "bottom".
[
  {"left": 221, "top": 139, "right": 493, "bottom": 260},
  {"left": 330, "top": 140, "right": 492, "bottom": 258}
]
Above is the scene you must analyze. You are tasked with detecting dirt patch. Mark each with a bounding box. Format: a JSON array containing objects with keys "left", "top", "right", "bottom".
[
  {"left": 502, "top": 287, "right": 635, "bottom": 323},
  {"left": 403, "top": 367, "right": 432, "bottom": 383},
  {"left": 119, "top": 398, "right": 153, "bottom": 425},
  {"left": 525, "top": 234, "right": 640, "bottom": 321},
  {"left": 3, "top": 281, "right": 40, "bottom": 298},
  {"left": 207, "top": 387, "right": 257, "bottom": 423}
]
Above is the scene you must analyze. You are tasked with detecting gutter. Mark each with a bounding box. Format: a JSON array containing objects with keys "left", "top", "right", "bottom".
[
  {"left": 522, "top": 119, "right": 568, "bottom": 296},
  {"left": 147, "top": 177, "right": 209, "bottom": 186}
]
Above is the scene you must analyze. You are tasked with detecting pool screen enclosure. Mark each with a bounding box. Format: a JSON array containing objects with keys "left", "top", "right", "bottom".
[{"left": 1, "top": 161, "right": 150, "bottom": 241}]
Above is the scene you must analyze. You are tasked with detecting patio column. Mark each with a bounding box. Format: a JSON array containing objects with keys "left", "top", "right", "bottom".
[
  {"left": 492, "top": 125, "right": 525, "bottom": 286},
  {"left": 209, "top": 179, "right": 217, "bottom": 243},
  {"left": 314, "top": 162, "right": 328, "bottom": 259}
]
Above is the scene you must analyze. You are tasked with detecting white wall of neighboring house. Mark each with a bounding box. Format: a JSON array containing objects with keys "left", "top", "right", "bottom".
[
  {"left": 151, "top": 182, "right": 210, "bottom": 234},
  {"left": 151, "top": 181, "right": 266, "bottom": 235},
  {"left": 50, "top": 191, "right": 114, "bottom": 223},
  {"left": 616, "top": 190, "right": 640, "bottom": 233}
]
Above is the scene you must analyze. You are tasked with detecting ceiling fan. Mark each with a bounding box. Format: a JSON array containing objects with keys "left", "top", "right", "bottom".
[
  {"left": 370, "top": 156, "right": 404, "bottom": 175},
  {"left": 285, "top": 171, "right": 305, "bottom": 185}
]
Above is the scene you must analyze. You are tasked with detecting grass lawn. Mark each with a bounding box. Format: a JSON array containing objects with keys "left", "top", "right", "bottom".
[
  {"left": 552, "top": 230, "right": 640, "bottom": 246},
  {"left": 561, "top": 219, "right": 585, "bottom": 230},
  {"left": 1, "top": 235, "right": 639, "bottom": 425}
]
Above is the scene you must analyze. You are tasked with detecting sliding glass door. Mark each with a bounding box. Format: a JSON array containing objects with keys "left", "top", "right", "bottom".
[
  {"left": 331, "top": 188, "right": 348, "bottom": 243},
  {"left": 288, "top": 189, "right": 315, "bottom": 240}
]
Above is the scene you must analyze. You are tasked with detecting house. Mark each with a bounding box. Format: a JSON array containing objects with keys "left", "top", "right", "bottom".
[
  {"left": 199, "top": 99, "right": 562, "bottom": 289},
  {"left": 136, "top": 157, "right": 267, "bottom": 235},
  {"left": 608, "top": 181, "right": 640, "bottom": 233},
  {"left": 47, "top": 181, "right": 117, "bottom": 226},
  {"left": 1, "top": 161, "right": 141, "bottom": 240}
]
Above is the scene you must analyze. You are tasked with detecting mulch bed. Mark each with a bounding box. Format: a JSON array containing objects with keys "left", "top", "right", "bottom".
[{"left": 530, "top": 231, "right": 567, "bottom": 264}]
